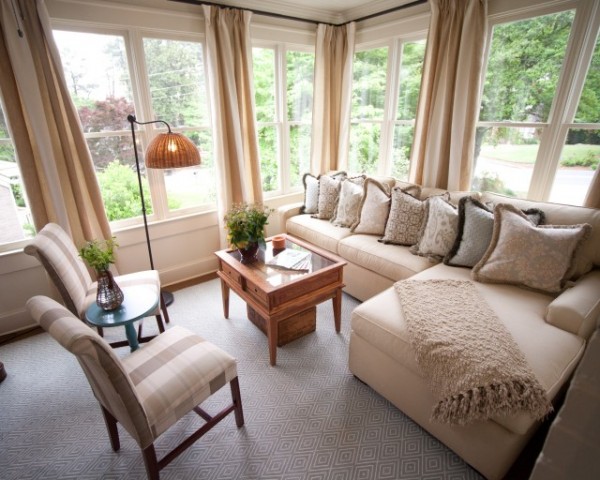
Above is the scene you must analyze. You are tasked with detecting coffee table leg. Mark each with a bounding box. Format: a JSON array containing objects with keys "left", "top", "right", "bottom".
[
  {"left": 268, "top": 317, "right": 278, "bottom": 366},
  {"left": 220, "top": 279, "right": 230, "bottom": 319},
  {"left": 125, "top": 323, "right": 140, "bottom": 351},
  {"left": 333, "top": 287, "right": 342, "bottom": 333}
]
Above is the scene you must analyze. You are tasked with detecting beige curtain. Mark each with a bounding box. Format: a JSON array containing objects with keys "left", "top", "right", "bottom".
[
  {"left": 0, "top": 0, "right": 111, "bottom": 246},
  {"left": 584, "top": 169, "right": 600, "bottom": 208},
  {"left": 310, "top": 23, "right": 355, "bottom": 174},
  {"left": 203, "top": 5, "right": 262, "bottom": 237},
  {"left": 410, "top": 0, "right": 487, "bottom": 191}
]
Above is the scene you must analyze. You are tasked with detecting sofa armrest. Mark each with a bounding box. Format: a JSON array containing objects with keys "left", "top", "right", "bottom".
[
  {"left": 267, "top": 202, "right": 303, "bottom": 235},
  {"left": 546, "top": 269, "right": 600, "bottom": 339}
]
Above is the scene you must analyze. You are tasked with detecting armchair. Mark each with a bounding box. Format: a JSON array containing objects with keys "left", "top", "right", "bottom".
[
  {"left": 26, "top": 295, "right": 244, "bottom": 479},
  {"left": 24, "top": 222, "right": 169, "bottom": 347}
]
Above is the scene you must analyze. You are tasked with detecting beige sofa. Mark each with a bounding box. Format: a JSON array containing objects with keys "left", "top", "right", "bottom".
[{"left": 280, "top": 185, "right": 600, "bottom": 479}]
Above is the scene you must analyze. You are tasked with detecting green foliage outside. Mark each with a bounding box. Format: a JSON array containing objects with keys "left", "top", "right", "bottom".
[{"left": 97, "top": 161, "right": 152, "bottom": 221}]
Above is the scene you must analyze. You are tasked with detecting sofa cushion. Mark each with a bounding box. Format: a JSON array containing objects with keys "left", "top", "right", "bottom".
[
  {"left": 481, "top": 192, "right": 600, "bottom": 279},
  {"left": 331, "top": 176, "right": 366, "bottom": 228},
  {"left": 411, "top": 195, "right": 459, "bottom": 260},
  {"left": 286, "top": 215, "right": 351, "bottom": 254},
  {"left": 445, "top": 197, "right": 544, "bottom": 268},
  {"left": 379, "top": 188, "right": 426, "bottom": 246},
  {"left": 301, "top": 173, "right": 319, "bottom": 214},
  {"left": 351, "top": 263, "right": 586, "bottom": 435},
  {"left": 351, "top": 178, "right": 392, "bottom": 235},
  {"left": 314, "top": 174, "right": 345, "bottom": 220},
  {"left": 473, "top": 204, "right": 592, "bottom": 294},
  {"left": 338, "top": 234, "right": 435, "bottom": 282}
]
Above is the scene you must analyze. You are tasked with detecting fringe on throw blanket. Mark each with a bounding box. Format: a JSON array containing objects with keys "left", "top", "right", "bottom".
[{"left": 394, "top": 279, "right": 553, "bottom": 426}]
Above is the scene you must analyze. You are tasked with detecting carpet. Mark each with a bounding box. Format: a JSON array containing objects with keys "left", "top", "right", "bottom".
[{"left": 0, "top": 279, "right": 483, "bottom": 479}]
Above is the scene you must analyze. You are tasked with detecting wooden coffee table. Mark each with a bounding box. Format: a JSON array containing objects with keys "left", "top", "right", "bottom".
[{"left": 215, "top": 235, "right": 346, "bottom": 366}]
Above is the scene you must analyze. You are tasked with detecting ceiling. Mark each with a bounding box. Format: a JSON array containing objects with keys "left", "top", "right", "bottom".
[{"left": 171, "top": 0, "right": 423, "bottom": 24}]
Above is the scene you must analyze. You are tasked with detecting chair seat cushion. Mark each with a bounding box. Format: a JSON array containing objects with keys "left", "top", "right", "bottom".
[{"left": 122, "top": 326, "right": 238, "bottom": 438}]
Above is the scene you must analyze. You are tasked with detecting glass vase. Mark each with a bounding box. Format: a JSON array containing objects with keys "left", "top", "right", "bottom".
[
  {"left": 238, "top": 242, "right": 259, "bottom": 263},
  {"left": 96, "top": 270, "right": 124, "bottom": 311}
]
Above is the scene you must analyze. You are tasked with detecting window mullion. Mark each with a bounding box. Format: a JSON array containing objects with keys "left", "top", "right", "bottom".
[{"left": 379, "top": 39, "right": 399, "bottom": 176}]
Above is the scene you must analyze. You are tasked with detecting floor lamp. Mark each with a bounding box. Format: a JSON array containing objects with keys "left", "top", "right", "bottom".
[{"left": 127, "top": 114, "right": 201, "bottom": 306}]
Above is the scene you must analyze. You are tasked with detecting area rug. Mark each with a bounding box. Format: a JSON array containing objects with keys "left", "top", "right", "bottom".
[
  {"left": 394, "top": 279, "right": 552, "bottom": 425},
  {"left": 0, "top": 279, "right": 483, "bottom": 479}
]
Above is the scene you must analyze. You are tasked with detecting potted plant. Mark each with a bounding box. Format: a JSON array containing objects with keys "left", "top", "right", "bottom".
[
  {"left": 79, "top": 237, "right": 124, "bottom": 310},
  {"left": 224, "top": 203, "right": 273, "bottom": 262}
]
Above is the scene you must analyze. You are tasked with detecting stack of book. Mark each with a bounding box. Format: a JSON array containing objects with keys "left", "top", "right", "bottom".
[{"left": 266, "top": 249, "right": 311, "bottom": 272}]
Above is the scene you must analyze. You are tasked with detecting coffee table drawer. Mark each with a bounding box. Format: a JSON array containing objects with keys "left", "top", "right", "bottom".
[
  {"left": 221, "top": 262, "right": 242, "bottom": 285},
  {"left": 245, "top": 278, "right": 268, "bottom": 305}
]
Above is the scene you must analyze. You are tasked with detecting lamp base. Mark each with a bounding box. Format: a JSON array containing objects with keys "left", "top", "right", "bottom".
[{"left": 161, "top": 289, "right": 174, "bottom": 307}]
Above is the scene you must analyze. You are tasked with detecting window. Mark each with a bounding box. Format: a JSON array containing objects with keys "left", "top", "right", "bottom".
[
  {"left": 53, "top": 29, "right": 213, "bottom": 226},
  {"left": 253, "top": 45, "right": 314, "bottom": 195},
  {"left": 350, "top": 39, "right": 426, "bottom": 178},
  {"left": 473, "top": 9, "right": 600, "bottom": 205},
  {"left": 549, "top": 32, "right": 600, "bottom": 204},
  {"left": 350, "top": 47, "right": 389, "bottom": 175},
  {"left": 0, "top": 100, "right": 33, "bottom": 247}
]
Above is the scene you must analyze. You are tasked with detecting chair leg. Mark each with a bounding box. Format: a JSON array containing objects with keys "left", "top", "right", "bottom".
[
  {"left": 142, "top": 444, "right": 160, "bottom": 480},
  {"left": 155, "top": 314, "right": 166, "bottom": 333},
  {"left": 230, "top": 377, "right": 245, "bottom": 428},
  {"left": 100, "top": 406, "right": 120, "bottom": 452},
  {"left": 160, "top": 293, "right": 171, "bottom": 324}
]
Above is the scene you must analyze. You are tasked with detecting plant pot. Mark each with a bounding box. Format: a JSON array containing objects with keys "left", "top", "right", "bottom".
[
  {"left": 96, "top": 270, "right": 124, "bottom": 311},
  {"left": 238, "top": 242, "right": 259, "bottom": 263}
]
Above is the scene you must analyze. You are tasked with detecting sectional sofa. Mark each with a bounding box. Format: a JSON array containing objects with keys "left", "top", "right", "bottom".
[{"left": 277, "top": 175, "right": 600, "bottom": 479}]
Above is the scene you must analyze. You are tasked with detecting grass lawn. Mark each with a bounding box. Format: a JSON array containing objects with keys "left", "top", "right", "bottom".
[{"left": 480, "top": 143, "right": 600, "bottom": 166}]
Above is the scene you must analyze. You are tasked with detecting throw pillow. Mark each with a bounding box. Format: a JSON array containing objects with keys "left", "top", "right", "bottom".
[
  {"left": 379, "top": 188, "right": 426, "bottom": 246},
  {"left": 351, "top": 178, "right": 392, "bottom": 235},
  {"left": 472, "top": 204, "right": 591, "bottom": 293},
  {"left": 411, "top": 195, "right": 459, "bottom": 259},
  {"left": 314, "top": 173, "right": 346, "bottom": 220},
  {"left": 331, "top": 176, "right": 366, "bottom": 228},
  {"left": 300, "top": 173, "right": 319, "bottom": 214},
  {"left": 444, "top": 197, "right": 545, "bottom": 268}
]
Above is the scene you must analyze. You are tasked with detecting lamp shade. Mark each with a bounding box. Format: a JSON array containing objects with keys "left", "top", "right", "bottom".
[{"left": 144, "top": 132, "right": 201, "bottom": 169}]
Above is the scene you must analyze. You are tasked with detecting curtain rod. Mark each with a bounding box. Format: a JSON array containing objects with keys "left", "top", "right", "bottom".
[{"left": 169, "top": 0, "right": 428, "bottom": 26}]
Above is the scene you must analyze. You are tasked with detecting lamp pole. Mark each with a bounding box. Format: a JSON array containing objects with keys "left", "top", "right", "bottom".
[{"left": 127, "top": 114, "right": 174, "bottom": 306}]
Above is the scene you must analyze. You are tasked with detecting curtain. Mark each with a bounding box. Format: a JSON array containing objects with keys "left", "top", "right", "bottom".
[
  {"left": 584, "top": 169, "right": 600, "bottom": 208},
  {"left": 409, "top": 0, "right": 487, "bottom": 191},
  {"left": 310, "top": 23, "right": 355, "bottom": 174},
  {"left": 0, "top": 0, "right": 111, "bottom": 246},
  {"left": 203, "top": 5, "right": 263, "bottom": 248}
]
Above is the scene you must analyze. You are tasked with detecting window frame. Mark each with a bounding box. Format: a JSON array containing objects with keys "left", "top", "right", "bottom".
[
  {"left": 51, "top": 22, "right": 214, "bottom": 230},
  {"left": 252, "top": 41, "right": 315, "bottom": 198},
  {"left": 476, "top": 0, "right": 600, "bottom": 203}
]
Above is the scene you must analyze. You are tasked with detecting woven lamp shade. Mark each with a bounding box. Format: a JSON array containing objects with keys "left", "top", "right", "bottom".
[{"left": 145, "top": 132, "right": 201, "bottom": 169}]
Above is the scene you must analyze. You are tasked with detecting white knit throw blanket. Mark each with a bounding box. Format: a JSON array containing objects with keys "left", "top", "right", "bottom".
[{"left": 394, "top": 279, "right": 552, "bottom": 425}]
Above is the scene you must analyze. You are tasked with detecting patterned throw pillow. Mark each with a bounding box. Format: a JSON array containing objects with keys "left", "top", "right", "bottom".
[
  {"left": 444, "top": 197, "right": 545, "bottom": 268},
  {"left": 331, "top": 176, "right": 366, "bottom": 228},
  {"left": 411, "top": 195, "right": 459, "bottom": 259},
  {"left": 301, "top": 173, "right": 319, "bottom": 214},
  {"left": 379, "top": 188, "right": 426, "bottom": 246},
  {"left": 351, "top": 178, "right": 392, "bottom": 235},
  {"left": 472, "top": 204, "right": 591, "bottom": 293},
  {"left": 314, "top": 174, "right": 345, "bottom": 220}
]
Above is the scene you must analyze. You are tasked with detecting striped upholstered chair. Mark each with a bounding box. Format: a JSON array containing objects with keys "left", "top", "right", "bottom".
[
  {"left": 26, "top": 295, "right": 244, "bottom": 479},
  {"left": 24, "top": 222, "right": 169, "bottom": 347}
]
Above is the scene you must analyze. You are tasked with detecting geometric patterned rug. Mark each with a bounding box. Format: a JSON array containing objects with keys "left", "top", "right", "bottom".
[{"left": 0, "top": 278, "right": 483, "bottom": 479}]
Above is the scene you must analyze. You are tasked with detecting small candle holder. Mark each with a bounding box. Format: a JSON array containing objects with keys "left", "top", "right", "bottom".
[{"left": 271, "top": 235, "right": 286, "bottom": 251}]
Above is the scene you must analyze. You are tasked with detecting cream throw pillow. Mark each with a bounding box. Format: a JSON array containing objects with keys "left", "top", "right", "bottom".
[
  {"left": 314, "top": 173, "right": 345, "bottom": 220},
  {"left": 351, "top": 179, "right": 391, "bottom": 235},
  {"left": 301, "top": 173, "right": 319, "bottom": 214},
  {"left": 331, "top": 176, "right": 366, "bottom": 227},
  {"left": 379, "top": 188, "right": 426, "bottom": 246},
  {"left": 472, "top": 204, "right": 592, "bottom": 293},
  {"left": 411, "top": 195, "right": 458, "bottom": 259}
]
